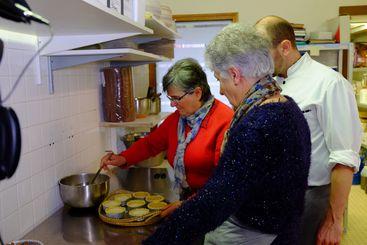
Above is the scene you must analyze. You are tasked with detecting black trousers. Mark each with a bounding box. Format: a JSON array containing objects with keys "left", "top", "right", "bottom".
[{"left": 299, "top": 184, "right": 331, "bottom": 245}]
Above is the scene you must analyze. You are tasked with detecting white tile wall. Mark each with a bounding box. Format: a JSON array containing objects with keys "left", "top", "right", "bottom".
[{"left": 0, "top": 30, "right": 106, "bottom": 243}]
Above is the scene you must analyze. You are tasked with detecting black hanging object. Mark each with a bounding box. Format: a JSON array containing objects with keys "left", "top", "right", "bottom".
[
  {"left": 0, "top": 106, "right": 21, "bottom": 180},
  {"left": 0, "top": 0, "right": 32, "bottom": 23},
  {"left": 0, "top": 39, "right": 21, "bottom": 180}
]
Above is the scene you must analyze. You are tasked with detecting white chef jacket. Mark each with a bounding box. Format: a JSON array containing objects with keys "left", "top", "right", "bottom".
[{"left": 275, "top": 53, "right": 362, "bottom": 186}]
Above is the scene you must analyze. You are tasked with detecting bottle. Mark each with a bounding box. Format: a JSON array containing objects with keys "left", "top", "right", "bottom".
[{"left": 361, "top": 165, "right": 367, "bottom": 190}]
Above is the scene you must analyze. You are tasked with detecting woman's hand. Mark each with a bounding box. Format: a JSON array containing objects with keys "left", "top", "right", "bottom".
[{"left": 100, "top": 153, "right": 127, "bottom": 170}]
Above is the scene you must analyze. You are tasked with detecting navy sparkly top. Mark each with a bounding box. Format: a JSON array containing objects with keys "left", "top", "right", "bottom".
[{"left": 144, "top": 97, "right": 311, "bottom": 245}]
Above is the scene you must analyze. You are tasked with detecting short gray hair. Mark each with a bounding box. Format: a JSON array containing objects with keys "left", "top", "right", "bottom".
[{"left": 205, "top": 23, "right": 274, "bottom": 80}]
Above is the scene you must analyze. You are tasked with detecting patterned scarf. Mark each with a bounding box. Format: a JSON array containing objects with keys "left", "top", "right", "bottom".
[
  {"left": 221, "top": 75, "right": 281, "bottom": 153},
  {"left": 173, "top": 96, "right": 215, "bottom": 196}
]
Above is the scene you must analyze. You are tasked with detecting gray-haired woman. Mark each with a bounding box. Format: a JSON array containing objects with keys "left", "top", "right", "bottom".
[
  {"left": 100, "top": 58, "right": 233, "bottom": 202},
  {"left": 144, "top": 24, "right": 311, "bottom": 245}
]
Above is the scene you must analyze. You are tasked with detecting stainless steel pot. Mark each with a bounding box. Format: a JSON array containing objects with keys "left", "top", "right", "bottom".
[
  {"left": 59, "top": 173, "right": 110, "bottom": 208},
  {"left": 135, "top": 97, "right": 151, "bottom": 118}
]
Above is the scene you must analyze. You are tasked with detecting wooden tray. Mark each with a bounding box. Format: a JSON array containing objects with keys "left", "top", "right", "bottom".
[{"left": 98, "top": 189, "right": 164, "bottom": 227}]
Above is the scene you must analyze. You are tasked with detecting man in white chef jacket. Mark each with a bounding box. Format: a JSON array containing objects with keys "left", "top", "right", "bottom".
[{"left": 256, "top": 16, "right": 362, "bottom": 245}]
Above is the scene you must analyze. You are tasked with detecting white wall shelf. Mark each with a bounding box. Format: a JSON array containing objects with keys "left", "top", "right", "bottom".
[
  {"left": 46, "top": 48, "right": 170, "bottom": 93},
  {"left": 11, "top": 0, "right": 153, "bottom": 55},
  {"left": 100, "top": 112, "right": 171, "bottom": 128},
  {"left": 48, "top": 48, "right": 170, "bottom": 70},
  {"left": 144, "top": 13, "right": 180, "bottom": 40},
  {"left": 25, "top": 0, "right": 152, "bottom": 36}
]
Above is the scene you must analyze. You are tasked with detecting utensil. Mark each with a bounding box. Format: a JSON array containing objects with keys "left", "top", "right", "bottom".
[
  {"left": 59, "top": 173, "right": 110, "bottom": 208},
  {"left": 90, "top": 165, "right": 104, "bottom": 185},
  {"left": 119, "top": 210, "right": 160, "bottom": 223}
]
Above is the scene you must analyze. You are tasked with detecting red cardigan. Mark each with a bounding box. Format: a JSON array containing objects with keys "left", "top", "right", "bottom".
[{"left": 121, "top": 99, "right": 233, "bottom": 190}]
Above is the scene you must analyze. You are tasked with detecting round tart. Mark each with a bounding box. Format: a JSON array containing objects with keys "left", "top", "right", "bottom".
[
  {"left": 105, "top": 206, "right": 126, "bottom": 219},
  {"left": 147, "top": 201, "right": 167, "bottom": 211},
  {"left": 145, "top": 194, "right": 164, "bottom": 203},
  {"left": 133, "top": 191, "right": 149, "bottom": 199},
  {"left": 126, "top": 199, "right": 146, "bottom": 209},
  {"left": 128, "top": 208, "right": 150, "bottom": 217},
  {"left": 102, "top": 200, "right": 120, "bottom": 210},
  {"left": 114, "top": 193, "right": 132, "bottom": 205}
]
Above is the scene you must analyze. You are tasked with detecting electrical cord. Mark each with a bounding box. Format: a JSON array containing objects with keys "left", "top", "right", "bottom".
[{"left": 2, "top": 25, "right": 54, "bottom": 103}]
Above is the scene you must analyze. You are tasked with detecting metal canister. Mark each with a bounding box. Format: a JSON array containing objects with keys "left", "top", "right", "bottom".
[{"left": 135, "top": 97, "right": 151, "bottom": 118}]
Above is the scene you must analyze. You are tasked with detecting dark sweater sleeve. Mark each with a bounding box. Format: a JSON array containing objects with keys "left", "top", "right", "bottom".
[{"left": 143, "top": 108, "right": 278, "bottom": 245}]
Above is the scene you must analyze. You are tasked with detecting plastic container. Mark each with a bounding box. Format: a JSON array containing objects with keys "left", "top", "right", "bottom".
[{"left": 102, "top": 67, "right": 136, "bottom": 122}]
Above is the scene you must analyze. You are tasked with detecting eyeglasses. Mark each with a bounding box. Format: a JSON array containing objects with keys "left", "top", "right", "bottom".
[{"left": 166, "top": 89, "right": 194, "bottom": 103}]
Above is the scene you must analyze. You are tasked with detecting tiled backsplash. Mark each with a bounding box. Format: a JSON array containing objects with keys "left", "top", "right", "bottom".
[{"left": 0, "top": 30, "right": 106, "bottom": 242}]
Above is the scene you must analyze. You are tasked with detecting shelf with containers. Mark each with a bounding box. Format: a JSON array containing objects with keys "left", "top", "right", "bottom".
[
  {"left": 96, "top": 4, "right": 178, "bottom": 130},
  {"left": 297, "top": 43, "right": 353, "bottom": 80},
  {"left": 92, "top": 3, "right": 179, "bottom": 156}
]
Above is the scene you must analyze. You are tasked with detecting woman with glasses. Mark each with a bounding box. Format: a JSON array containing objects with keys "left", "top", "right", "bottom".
[{"left": 100, "top": 58, "right": 233, "bottom": 202}]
